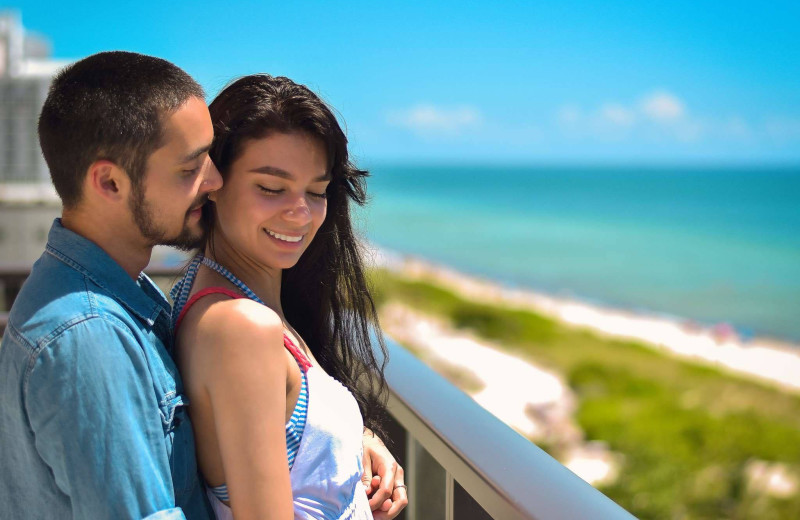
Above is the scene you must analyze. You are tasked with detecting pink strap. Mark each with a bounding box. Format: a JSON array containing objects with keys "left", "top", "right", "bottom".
[
  {"left": 175, "top": 286, "right": 312, "bottom": 372},
  {"left": 175, "top": 287, "right": 243, "bottom": 331},
  {"left": 282, "top": 334, "right": 313, "bottom": 372}
]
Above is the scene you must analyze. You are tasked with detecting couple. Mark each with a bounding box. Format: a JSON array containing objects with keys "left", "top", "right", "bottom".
[{"left": 0, "top": 51, "right": 407, "bottom": 519}]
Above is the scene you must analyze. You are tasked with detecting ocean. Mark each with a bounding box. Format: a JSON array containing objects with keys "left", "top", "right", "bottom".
[{"left": 359, "top": 165, "right": 800, "bottom": 342}]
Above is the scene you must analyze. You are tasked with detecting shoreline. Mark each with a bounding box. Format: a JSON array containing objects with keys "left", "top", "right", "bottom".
[
  {"left": 380, "top": 302, "right": 620, "bottom": 487},
  {"left": 368, "top": 246, "right": 800, "bottom": 394}
]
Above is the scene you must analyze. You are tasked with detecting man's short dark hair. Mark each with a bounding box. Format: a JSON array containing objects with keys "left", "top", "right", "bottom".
[{"left": 38, "top": 51, "right": 204, "bottom": 208}]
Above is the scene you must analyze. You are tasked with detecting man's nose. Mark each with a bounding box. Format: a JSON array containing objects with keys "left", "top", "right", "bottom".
[{"left": 201, "top": 159, "right": 223, "bottom": 193}]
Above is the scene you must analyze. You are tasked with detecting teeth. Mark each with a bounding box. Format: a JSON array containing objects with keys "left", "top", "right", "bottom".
[{"left": 266, "top": 229, "right": 303, "bottom": 243}]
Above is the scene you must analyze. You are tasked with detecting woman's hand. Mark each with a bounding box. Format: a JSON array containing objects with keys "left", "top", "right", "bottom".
[{"left": 361, "top": 429, "right": 408, "bottom": 519}]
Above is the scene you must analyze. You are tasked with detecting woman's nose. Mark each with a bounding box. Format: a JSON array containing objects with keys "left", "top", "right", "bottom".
[{"left": 284, "top": 195, "right": 312, "bottom": 223}]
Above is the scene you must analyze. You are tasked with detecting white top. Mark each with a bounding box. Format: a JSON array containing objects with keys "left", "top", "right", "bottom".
[{"left": 206, "top": 361, "right": 373, "bottom": 520}]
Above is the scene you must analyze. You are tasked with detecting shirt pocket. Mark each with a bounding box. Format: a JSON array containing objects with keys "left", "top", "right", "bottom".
[
  {"left": 159, "top": 392, "right": 198, "bottom": 499},
  {"left": 159, "top": 392, "right": 186, "bottom": 432}
]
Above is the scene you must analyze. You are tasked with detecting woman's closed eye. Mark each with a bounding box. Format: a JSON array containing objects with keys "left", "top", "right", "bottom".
[
  {"left": 309, "top": 181, "right": 330, "bottom": 199},
  {"left": 257, "top": 185, "right": 283, "bottom": 195},
  {"left": 257, "top": 185, "right": 327, "bottom": 199}
]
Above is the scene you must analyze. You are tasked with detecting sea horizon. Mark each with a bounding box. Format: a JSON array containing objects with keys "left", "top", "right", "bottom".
[{"left": 359, "top": 163, "right": 800, "bottom": 344}]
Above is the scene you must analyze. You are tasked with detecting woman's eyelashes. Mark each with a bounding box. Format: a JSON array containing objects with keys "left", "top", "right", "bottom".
[
  {"left": 257, "top": 185, "right": 282, "bottom": 195},
  {"left": 257, "top": 185, "right": 328, "bottom": 199}
]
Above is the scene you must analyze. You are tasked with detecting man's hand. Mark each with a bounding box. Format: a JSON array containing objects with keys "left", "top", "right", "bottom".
[{"left": 361, "top": 428, "right": 408, "bottom": 519}]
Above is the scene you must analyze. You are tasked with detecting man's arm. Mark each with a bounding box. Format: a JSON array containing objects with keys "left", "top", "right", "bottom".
[
  {"left": 25, "top": 318, "right": 185, "bottom": 519},
  {"left": 362, "top": 428, "right": 408, "bottom": 519}
]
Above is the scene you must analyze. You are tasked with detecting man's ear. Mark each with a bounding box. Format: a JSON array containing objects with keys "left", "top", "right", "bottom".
[{"left": 85, "top": 160, "right": 131, "bottom": 203}]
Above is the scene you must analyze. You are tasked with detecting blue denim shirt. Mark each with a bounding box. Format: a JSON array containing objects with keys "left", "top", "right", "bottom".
[{"left": 0, "top": 219, "right": 211, "bottom": 519}]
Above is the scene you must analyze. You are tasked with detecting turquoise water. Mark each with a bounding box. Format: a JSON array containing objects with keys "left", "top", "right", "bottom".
[{"left": 359, "top": 165, "right": 800, "bottom": 342}]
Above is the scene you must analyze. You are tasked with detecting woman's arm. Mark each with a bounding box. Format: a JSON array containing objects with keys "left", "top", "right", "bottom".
[{"left": 189, "top": 298, "right": 294, "bottom": 520}]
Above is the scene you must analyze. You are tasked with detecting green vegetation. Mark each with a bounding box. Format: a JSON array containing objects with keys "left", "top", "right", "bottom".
[{"left": 371, "top": 269, "right": 800, "bottom": 520}]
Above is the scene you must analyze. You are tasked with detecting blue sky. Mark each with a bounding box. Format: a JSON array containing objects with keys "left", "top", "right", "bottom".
[{"left": 12, "top": 1, "right": 800, "bottom": 164}]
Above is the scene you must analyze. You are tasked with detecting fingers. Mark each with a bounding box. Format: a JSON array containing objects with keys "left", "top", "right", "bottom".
[
  {"left": 361, "top": 450, "right": 374, "bottom": 491},
  {"left": 373, "top": 466, "right": 408, "bottom": 519},
  {"left": 386, "top": 466, "right": 408, "bottom": 519},
  {"left": 372, "top": 485, "right": 408, "bottom": 520},
  {"left": 367, "top": 459, "right": 396, "bottom": 509},
  {"left": 371, "top": 498, "right": 392, "bottom": 520},
  {"left": 387, "top": 489, "right": 409, "bottom": 519},
  {"left": 361, "top": 430, "right": 408, "bottom": 517}
]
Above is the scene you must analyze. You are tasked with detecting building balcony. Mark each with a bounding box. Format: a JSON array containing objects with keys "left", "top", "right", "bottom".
[{"left": 0, "top": 265, "right": 635, "bottom": 519}]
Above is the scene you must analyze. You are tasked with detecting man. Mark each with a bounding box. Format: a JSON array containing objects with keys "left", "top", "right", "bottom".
[{"left": 0, "top": 51, "right": 405, "bottom": 519}]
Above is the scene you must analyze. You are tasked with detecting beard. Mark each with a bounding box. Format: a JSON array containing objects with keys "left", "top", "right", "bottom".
[{"left": 129, "top": 183, "right": 207, "bottom": 251}]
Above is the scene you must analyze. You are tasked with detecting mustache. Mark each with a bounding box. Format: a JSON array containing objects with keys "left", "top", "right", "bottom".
[{"left": 188, "top": 194, "right": 210, "bottom": 212}]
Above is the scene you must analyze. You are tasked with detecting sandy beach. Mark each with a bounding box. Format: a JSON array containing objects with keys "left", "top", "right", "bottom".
[
  {"left": 376, "top": 254, "right": 800, "bottom": 495},
  {"left": 369, "top": 247, "right": 800, "bottom": 394},
  {"left": 380, "top": 302, "right": 620, "bottom": 486}
]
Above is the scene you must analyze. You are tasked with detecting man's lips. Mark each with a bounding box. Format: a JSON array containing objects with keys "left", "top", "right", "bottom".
[{"left": 188, "top": 198, "right": 209, "bottom": 216}]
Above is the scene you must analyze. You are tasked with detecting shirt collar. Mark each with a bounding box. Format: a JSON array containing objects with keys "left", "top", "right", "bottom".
[{"left": 44, "top": 218, "right": 171, "bottom": 328}]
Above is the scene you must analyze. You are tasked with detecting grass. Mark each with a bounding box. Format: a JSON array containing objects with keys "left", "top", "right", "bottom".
[{"left": 370, "top": 269, "right": 800, "bottom": 520}]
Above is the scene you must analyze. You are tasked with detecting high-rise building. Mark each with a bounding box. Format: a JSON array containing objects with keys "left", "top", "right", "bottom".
[
  {"left": 0, "top": 12, "right": 68, "bottom": 266},
  {"left": 0, "top": 11, "right": 68, "bottom": 183},
  {"left": 0, "top": 13, "right": 189, "bottom": 269}
]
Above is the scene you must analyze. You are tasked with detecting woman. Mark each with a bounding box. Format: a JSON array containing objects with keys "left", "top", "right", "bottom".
[{"left": 171, "top": 74, "right": 395, "bottom": 519}]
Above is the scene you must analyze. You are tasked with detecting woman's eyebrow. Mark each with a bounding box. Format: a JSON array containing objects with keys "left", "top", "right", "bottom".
[{"left": 249, "top": 165, "right": 330, "bottom": 181}]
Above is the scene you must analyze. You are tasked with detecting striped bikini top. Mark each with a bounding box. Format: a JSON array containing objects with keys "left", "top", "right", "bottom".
[{"left": 173, "top": 286, "right": 312, "bottom": 503}]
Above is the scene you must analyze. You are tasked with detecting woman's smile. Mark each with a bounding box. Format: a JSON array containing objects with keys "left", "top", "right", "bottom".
[{"left": 263, "top": 228, "right": 305, "bottom": 245}]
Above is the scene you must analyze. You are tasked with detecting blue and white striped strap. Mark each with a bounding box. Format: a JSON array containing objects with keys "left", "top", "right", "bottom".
[
  {"left": 170, "top": 253, "right": 204, "bottom": 329},
  {"left": 209, "top": 483, "right": 229, "bottom": 502},
  {"left": 200, "top": 256, "right": 265, "bottom": 305}
]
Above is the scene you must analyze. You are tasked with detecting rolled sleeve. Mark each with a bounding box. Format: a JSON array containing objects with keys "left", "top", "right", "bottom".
[{"left": 25, "top": 317, "right": 181, "bottom": 519}]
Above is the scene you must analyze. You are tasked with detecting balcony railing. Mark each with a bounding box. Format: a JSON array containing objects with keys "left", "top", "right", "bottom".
[
  {"left": 0, "top": 263, "right": 181, "bottom": 335},
  {"left": 378, "top": 335, "right": 635, "bottom": 520},
  {"left": 1, "top": 265, "right": 635, "bottom": 519}
]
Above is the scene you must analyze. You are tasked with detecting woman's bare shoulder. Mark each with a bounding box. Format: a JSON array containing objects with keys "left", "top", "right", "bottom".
[{"left": 180, "top": 295, "right": 285, "bottom": 363}]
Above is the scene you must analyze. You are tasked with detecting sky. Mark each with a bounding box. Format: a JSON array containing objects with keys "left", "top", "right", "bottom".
[{"left": 10, "top": 1, "right": 800, "bottom": 165}]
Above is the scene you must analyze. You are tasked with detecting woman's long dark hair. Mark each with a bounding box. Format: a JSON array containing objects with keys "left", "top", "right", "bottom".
[{"left": 206, "top": 74, "right": 387, "bottom": 434}]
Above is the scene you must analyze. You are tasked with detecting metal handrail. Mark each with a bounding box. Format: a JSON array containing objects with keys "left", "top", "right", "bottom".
[{"left": 381, "top": 336, "right": 636, "bottom": 520}]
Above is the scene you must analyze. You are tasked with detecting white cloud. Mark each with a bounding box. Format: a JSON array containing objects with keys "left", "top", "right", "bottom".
[
  {"left": 598, "top": 103, "right": 636, "bottom": 127},
  {"left": 763, "top": 117, "right": 800, "bottom": 142},
  {"left": 555, "top": 102, "right": 636, "bottom": 141},
  {"left": 557, "top": 104, "right": 582, "bottom": 126},
  {"left": 720, "top": 116, "right": 752, "bottom": 140},
  {"left": 556, "top": 90, "right": 700, "bottom": 141},
  {"left": 672, "top": 119, "right": 705, "bottom": 142},
  {"left": 639, "top": 91, "right": 686, "bottom": 121},
  {"left": 387, "top": 104, "right": 482, "bottom": 135}
]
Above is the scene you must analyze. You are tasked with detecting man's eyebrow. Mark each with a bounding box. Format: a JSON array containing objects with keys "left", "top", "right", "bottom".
[
  {"left": 250, "top": 165, "right": 331, "bottom": 182},
  {"left": 180, "top": 144, "right": 212, "bottom": 164}
]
